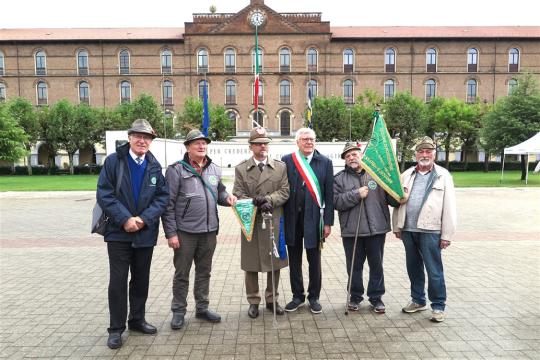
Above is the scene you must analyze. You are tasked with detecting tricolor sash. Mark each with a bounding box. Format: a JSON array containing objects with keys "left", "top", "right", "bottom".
[{"left": 291, "top": 150, "right": 325, "bottom": 244}]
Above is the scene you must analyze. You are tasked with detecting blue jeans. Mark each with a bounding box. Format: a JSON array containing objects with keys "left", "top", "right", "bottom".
[
  {"left": 342, "top": 234, "right": 386, "bottom": 303},
  {"left": 401, "top": 231, "right": 446, "bottom": 311}
]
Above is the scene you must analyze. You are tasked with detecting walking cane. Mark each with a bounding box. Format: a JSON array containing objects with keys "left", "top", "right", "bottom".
[
  {"left": 262, "top": 212, "right": 279, "bottom": 327},
  {"left": 344, "top": 198, "right": 365, "bottom": 316}
]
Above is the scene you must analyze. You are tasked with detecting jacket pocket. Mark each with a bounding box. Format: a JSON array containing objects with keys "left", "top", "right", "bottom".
[{"left": 181, "top": 198, "right": 192, "bottom": 219}]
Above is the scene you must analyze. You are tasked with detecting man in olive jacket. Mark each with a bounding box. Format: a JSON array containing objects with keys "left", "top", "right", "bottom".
[
  {"left": 162, "top": 130, "right": 236, "bottom": 330},
  {"left": 96, "top": 119, "right": 169, "bottom": 349},
  {"left": 233, "top": 127, "right": 290, "bottom": 318},
  {"left": 334, "top": 142, "right": 399, "bottom": 314}
]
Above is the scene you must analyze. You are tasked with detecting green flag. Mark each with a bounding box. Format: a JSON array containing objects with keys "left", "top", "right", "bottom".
[
  {"left": 359, "top": 111, "right": 405, "bottom": 202},
  {"left": 232, "top": 199, "right": 257, "bottom": 241}
]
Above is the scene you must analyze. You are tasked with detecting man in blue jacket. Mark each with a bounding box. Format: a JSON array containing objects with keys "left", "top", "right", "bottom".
[
  {"left": 96, "top": 119, "right": 169, "bottom": 349},
  {"left": 282, "top": 128, "right": 334, "bottom": 314}
]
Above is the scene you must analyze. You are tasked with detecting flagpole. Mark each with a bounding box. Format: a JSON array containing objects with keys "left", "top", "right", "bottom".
[{"left": 344, "top": 194, "right": 365, "bottom": 316}]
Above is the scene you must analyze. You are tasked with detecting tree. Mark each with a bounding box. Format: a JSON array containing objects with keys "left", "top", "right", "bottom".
[
  {"left": 177, "top": 97, "right": 234, "bottom": 140},
  {"left": 310, "top": 96, "right": 347, "bottom": 141},
  {"left": 384, "top": 92, "right": 425, "bottom": 171},
  {"left": 434, "top": 98, "right": 478, "bottom": 169},
  {"left": 0, "top": 104, "right": 28, "bottom": 164},
  {"left": 6, "top": 98, "right": 40, "bottom": 174},
  {"left": 37, "top": 106, "right": 59, "bottom": 169},
  {"left": 45, "top": 100, "right": 100, "bottom": 174},
  {"left": 482, "top": 73, "right": 540, "bottom": 179},
  {"left": 423, "top": 97, "right": 445, "bottom": 139},
  {"left": 350, "top": 90, "right": 384, "bottom": 142}
]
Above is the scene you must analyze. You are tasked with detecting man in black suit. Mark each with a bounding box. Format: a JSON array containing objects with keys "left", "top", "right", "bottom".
[{"left": 281, "top": 127, "right": 334, "bottom": 314}]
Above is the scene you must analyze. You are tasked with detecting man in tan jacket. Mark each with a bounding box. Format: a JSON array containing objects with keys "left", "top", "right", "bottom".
[
  {"left": 233, "top": 127, "right": 290, "bottom": 318},
  {"left": 393, "top": 136, "right": 457, "bottom": 323}
]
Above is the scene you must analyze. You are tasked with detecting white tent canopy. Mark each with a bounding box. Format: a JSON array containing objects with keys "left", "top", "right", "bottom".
[{"left": 501, "top": 132, "right": 540, "bottom": 184}]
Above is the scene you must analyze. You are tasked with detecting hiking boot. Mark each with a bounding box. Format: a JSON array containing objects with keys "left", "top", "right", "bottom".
[
  {"left": 284, "top": 298, "right": 305, "bottom": 312},
  {"left": 430, "top": 310, "right": 445, "bottom": 322},
  {"left": 370, "top": 299, "right": 386, "bottom": 314},
  {"left": 402, "top": 301, "right": 428, "bottom": 313}
]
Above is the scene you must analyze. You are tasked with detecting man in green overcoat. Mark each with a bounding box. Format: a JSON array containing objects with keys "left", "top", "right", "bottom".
[{"left": 233, "top": 127, "right": 290, "bottom": 318}]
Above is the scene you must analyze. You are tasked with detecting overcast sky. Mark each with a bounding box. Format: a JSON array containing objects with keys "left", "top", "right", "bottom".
[{"left": 2, "top": 0, "right": 539, "bottom": 28}]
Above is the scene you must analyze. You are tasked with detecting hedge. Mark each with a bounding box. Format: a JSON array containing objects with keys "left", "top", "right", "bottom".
[{"left": 0, "top": 165, "right": 103, "bottom": 175}]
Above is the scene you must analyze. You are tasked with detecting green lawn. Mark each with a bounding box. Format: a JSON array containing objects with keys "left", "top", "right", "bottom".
[{"left": 0, "top": 171, "right": 538, "bottom": 191}]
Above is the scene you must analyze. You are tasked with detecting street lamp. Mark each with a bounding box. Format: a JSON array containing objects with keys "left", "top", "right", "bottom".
[{"left": 163, "top": 109, "right": 176, "bottom": 166}]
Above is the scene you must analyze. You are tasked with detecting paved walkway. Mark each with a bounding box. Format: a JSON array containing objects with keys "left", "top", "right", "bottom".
[{"left": 1, "top": 188, "right": 539, "bottom": 359}]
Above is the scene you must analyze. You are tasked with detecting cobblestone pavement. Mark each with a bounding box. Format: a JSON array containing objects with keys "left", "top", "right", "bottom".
[{"left": 1, "top": 188, "right": 539, "bottom": 359}]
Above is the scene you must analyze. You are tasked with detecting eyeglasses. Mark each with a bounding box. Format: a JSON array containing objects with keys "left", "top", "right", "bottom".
[
  {"left": 299, "top": 138, "right": 316, "bottom": 143},
  {"left": 130, "top": 134, "right": 153, "bottom": 141}
]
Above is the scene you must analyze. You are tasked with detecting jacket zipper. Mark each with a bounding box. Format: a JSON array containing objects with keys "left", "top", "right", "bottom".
[{"left": 182, "top": 198, "right": 191, "bottom": 219}]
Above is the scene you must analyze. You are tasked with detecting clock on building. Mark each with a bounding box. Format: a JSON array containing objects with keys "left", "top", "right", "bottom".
[{"left": 249, "top": 9, "right": 265, "bottom": 27}]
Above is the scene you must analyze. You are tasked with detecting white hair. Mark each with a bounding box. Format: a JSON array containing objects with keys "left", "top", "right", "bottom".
[{"left": 295, "top": 128, "right": 316, "bottom": 141}]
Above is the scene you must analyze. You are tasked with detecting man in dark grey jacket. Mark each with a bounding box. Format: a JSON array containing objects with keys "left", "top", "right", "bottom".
[
  {"left": 333, "top": 142, "right": 399, "bottom": 313},
  {"left": 162, "top": 130, "right": 236, "bottom": 330}
]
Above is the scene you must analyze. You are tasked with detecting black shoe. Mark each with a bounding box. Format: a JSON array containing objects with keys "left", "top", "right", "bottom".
[
  {"left": 248, "top": 304, "right": 259, "bottom": 318},
  {"left": 128, "top": 321, "right": 157, "bottom": 334},
  {"left": 266, "top": 302, "right": 285, "bottom": 315},
  {"left": 308, "top": 299, "right": 322, "bottom": 314},
  {"left": 107, "top": 332, "right": 122, "bottom": 349},
  {"left": 195, "top": 309, "right": 221, "bottom": 323},
  {"left": 171, "top": 313, "right": 185, "bottom": 330},
  {"left": 284, "top": 298, "right": 305, "bottom": 312}
]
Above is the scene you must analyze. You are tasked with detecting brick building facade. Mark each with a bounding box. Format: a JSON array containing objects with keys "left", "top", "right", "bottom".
[{"left": 1, "top": 0, "right": 539, "bottom": 140}]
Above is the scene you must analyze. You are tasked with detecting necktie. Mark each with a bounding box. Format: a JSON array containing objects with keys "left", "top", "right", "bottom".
[
  {"left": 258, "top": 163, "right": 264, "bottom": 172},
  {"left": 136, "top": 157, "right": 142, "bottom": 165}
]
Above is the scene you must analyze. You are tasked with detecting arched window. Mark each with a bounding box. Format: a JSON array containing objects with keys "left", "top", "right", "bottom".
[
  {"left": 252, "top": 110, "right": 264, "bottom": 127},
  {"left": 35, "top": 51, "right": 47, "bottom": 76},
  {"left": 79, "top": 81, "right": 90, "bottom": 104},
  {"left": 467, "top": 48, "right": 478, "bottom": 72},
  {"left": 226, "top": 110, "right": 237, "bottom": 135},
  {"left": 120, "top": 81, "right": 131, "bottom": 103},
  {"left": 77, "top": 50, "right": 89, "bottom": 75},
  {"left": 343, "top": 79, "right": 354, "bottom": 104},
  {"left": 225, "top": 80, "right": 236, "bottom": 105},
  {"left": 197, "top": 48, "right": 208, "bottom": 74},
  {"left": 198, "top": 80, "right": 208, "bottom": 100},
  {"left": 307, "top": 48, "right": 318, "bottom": 72},
  {"left": 508, "top": 48, "right": 519, "bottom": 72},
  {"left": 508, "top": 79, "right": 518, "bottom": 95},
  {"left": 308, "top": 79, "right": 318, "bottom": 98},
  {"left": 279, "top": 48, "right": 291, "bottom": 72},
  {"left": 343, "top": 48, "right": 354, "bottom": 72},
  {"left": 119, "top": 50, "right": 130, "bottom": 74},
  {"left": 280, "top": 111, "right": 291, "bottom": 136},
  {"left": 224, "top": 48, "right": 236, "bottom": 73},
  {"left": 0, "top": 83, "right": 6, "bottom": 102},
  {"left": 426, "top": 48, "right": 437, "bottom": 72},
  {"left": 0, "top": 51, "right": 4, "bottom": 76},
  {"left": 425, "top": 79, "right": 436, "bottom": 102},
  {"left": 385, "top": 48, "right": 396, "bottom": 72},
  {"left": 36, "top": 81, "right": 48, "bottom": 105},
  {"left": 161, "top": 49, "right": 172, "bottom": 74},
  {"left": 252, "top": 47, "right": 263, "bottom": 73},
  {"left": 279, "top": 80, "right": 291, "bottom": 105},
  {"left": 162, "top": 80, "right": 173, "bottom": 105},
  {"left": 466, "top": 79, "right": 477, "bottom": 103},
  {"left": 384, "top": 79, "right": 395, "bottom": 100}
]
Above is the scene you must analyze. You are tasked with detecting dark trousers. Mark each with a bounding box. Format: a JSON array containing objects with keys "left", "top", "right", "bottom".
[
  {"left": 287, "top": 213, "right": 322, "bottom": 302},
  {"left": 171, "top": 231, "right": 217, "bottom": 314},
  {"left": 107, "top": 241, "right": 154, "bottom": 334},
  {"left": 342, "top": 233, "right": 386, "bottom": 303}
]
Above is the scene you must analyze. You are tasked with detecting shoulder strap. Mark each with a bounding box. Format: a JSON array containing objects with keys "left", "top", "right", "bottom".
[
  {"left": 178, "top": 160, "right": 217, "bottom": 201},
  {"left": 115, "top": 161, "right": 124, "bottom": 195}
]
